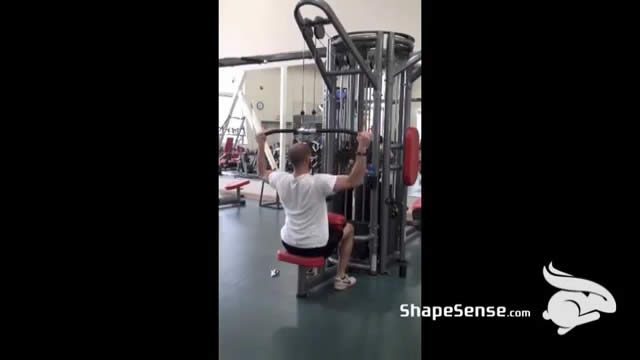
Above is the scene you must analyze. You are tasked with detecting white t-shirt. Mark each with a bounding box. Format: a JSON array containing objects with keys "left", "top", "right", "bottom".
[{"left": 268, "top": 171, "right": 337, "bottom": 248}]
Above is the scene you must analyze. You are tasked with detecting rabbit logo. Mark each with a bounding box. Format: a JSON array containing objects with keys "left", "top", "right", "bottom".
[{"left": 542, "top": 262, "right": 616, "bottom": 335}]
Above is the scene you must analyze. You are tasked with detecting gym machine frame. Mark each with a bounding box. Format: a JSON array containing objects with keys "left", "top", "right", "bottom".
[{"left": 294, "top": 0, "right": 422, "bottom": 277}]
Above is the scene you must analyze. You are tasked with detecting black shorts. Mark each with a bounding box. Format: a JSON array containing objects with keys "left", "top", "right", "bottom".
[{"left": 282, "top": 223, "right": 345, "bottom": 258}]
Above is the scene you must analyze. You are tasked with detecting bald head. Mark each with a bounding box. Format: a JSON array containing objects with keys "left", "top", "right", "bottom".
[{"left": 288, "top": 142, "right": 312, "bottom": 170}]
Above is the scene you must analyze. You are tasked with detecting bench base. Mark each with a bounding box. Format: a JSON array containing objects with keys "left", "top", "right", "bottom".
[
  {"left": 219, "top": 197, "right": 246, "bottom": 208},
  {"left": 277, "top": 249, "right": 337, "bottom": 297},
  {"left": 219, "top": 183, "right": 247, "bottom": 209},
  {"left": 294, "top": 262, "right": 337, "bottom": 297}
]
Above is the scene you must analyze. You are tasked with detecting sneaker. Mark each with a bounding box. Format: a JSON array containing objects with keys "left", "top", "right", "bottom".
[{"left": 334, "top": 274, "right": 357, "bottom": 290}]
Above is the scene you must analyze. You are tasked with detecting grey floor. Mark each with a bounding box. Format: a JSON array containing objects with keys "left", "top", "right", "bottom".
[{"left": 219, "top": 200, "right": 422, "bottom": 360}]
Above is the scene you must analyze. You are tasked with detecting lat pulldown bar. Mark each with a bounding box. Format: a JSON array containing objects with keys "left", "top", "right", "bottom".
[{"left": 264, "top": 128, "right": 357, "bottom": 137}]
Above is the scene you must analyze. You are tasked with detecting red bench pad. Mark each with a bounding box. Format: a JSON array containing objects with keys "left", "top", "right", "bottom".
[
  {"left": 403, "top": 127, "right": 420, "bottom": 185},
  {"left": 224, "top": 179, "right": 250, "bottom": 190},
  {"left": 327, "top": 212, "right": 345, "bottom": 232},
  {"left": 276, "top": 249, "right": 325, "bottom": 267}
]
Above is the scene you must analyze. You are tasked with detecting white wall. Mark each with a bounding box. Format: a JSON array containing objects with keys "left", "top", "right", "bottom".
[
  {"left": 219, "top": 0, "right": 421, "bottom": 58},
  {"left": 286, "top": 65, "right": 325, "bottom": 117},
  {"left": 245, "top": 68, "right": 281, "bottom": 122},
  {"left": 218, "top": 67, "right": 245, "bottom": 126},
  {"left": 245, "top": 68, "right": 282, "bottom": 148}
]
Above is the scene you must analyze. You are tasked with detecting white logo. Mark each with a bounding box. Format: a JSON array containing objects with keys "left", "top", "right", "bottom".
[{"left": 542, "top": 262, "right": 616, "bottom": 335}]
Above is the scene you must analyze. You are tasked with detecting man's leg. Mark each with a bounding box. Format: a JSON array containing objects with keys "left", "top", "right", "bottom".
[{"left": 337, "top": 223, "right": 354, "bottom": 278}]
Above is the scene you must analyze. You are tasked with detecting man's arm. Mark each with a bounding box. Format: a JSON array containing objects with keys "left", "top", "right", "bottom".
[
  {"left": 256, "top": 133, "right": 273, "bottom": 182},
  {"left": 333, "top": 131, "right": 371, "bottom": 192}
]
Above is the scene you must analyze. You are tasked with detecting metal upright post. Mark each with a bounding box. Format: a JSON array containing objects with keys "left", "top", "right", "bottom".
[
  {"left": 233, "top": 117, "right": 246, "bottom": 148},
  {"left": 279, "top": 65, "right": 288, "bottom": 171},
  {"left": 398, "top": 71, "right": 406, "bottom": 139},
  {"left": 394, "top": 71, "right": 407, "bottom": 205},
  {"left": 326, "top": 39, "right": 337, "bottom": 174},
  {"left": 349, "top": 73, "right": 356, "bottom": 131},
  {"left": 380, "top": 32, "right": 395, "bottom": 275},
  {"left": 357, "top": 73, "right": 365, "bottom": 130},
  {"left": 325, "top": 45, "right": 340, "bottom": 174},
  {"left": 397, "top": 70, "right": 411, "bottom": 275},
  {"left": 369, "top": 32, "right": 384, "bottom": 274},
  {"left": 348, "top": 73, "right": 357, "bottom": 220}
]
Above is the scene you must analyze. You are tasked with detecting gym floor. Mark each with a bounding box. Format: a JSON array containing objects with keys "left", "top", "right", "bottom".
[{"left": 219, "top": 200, "right": 421, "bottom": 360}]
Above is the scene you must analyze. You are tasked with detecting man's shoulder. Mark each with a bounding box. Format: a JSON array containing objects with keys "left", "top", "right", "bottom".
[
  {"left": 312, "top": 173, "right": 334, "bottom": 178},
  {"left": 312, "top": 173, "right": 336, "bottom": 182},
  {"left": 270, "top": 171, "right": 293, "bottom": 183}
]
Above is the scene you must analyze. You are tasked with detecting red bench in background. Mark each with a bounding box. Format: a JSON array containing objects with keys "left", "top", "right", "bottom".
[
  {"left": 224, "top": 179, "right": 250, "bottom": 191},
  {"left": 219, "top": 138, "right": 242, "bottom": 171},
  {"left": 219, "top": 179, "right": 250, "bottom": 208}
]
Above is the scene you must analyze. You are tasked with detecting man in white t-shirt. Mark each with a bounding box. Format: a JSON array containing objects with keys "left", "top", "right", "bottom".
[{"left": 256, "top": 131, "right": 371, "bottom": 290}]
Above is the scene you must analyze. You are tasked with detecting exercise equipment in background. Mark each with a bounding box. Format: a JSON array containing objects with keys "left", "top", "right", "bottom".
[{"left": 219, "top": 179, "right": 250, "bottom": 208}]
